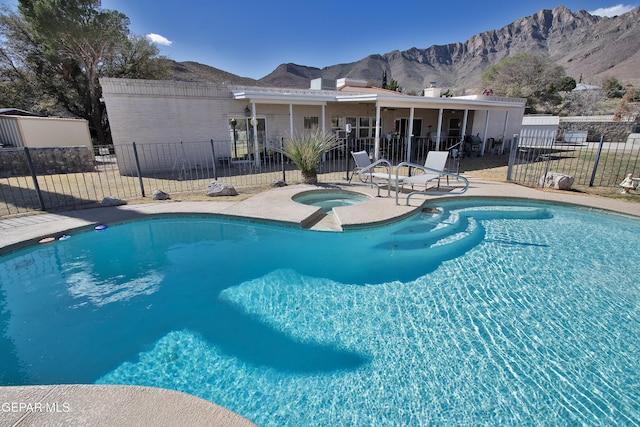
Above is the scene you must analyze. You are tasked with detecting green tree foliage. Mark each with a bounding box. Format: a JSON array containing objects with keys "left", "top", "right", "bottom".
[
  {"left": 0, "top": 1, "right": 169, "bottom": 144},
  {"left": 602, "top": 77, "right": 624, "bottom": 98},
  {"left": 557, "top": 76, "right": 577, "bottom": 92},
  {"left": 381, "top": 70, "right": 402, "bottom": 93},
  {"left": 481, "top": 53, "right": 570, "bottom": 113},
  {"left": 386, "top": 79, "right": 402, "bottom": 92}
]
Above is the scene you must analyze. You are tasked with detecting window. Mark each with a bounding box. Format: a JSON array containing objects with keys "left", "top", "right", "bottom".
[
  {"left": 332, "top": 116, "right": 381, "bottom": 139},
  {"left": 358, "top": 116, "right": 381, "bottom": 139},
  {"left": 228, "top": 117, "right": 267, "bottom": 160},
  {"left": 304, "top": 116, "right": 319, "bottom": 131}
]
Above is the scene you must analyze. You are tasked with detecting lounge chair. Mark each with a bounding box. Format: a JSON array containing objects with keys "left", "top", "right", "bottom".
[
  {"left": 395, "top": 150, "right": 469, "bottom": 205},
  {"left": 349, "top": 151, "right": 407, "bottom": 197},
  {"left": 400, "top": 151, "right": 449, "bottom": 191}
]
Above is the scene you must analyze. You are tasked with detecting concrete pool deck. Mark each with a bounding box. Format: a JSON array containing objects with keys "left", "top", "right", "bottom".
[
  {"left": 1, "top": 178, "right": 639, "bottom": 425},
  {"left": 1, "top": 179, "right": 639, "bottom": 252}
]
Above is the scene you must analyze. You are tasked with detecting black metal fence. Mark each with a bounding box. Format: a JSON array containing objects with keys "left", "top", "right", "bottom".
[
  {"left": 507, "top": 129, "right": 640, "bottom": 188},
  {"left": 0, "top": 139, "right": 366, "bottom": 216},
  {"left": 2, "top": 132, "right": 638, "bottom": 217},
  {"left": 1, "top": 135, "right": 460, "bottom": 216}
]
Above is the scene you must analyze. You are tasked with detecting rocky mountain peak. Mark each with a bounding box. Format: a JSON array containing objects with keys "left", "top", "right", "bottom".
[{"left": 259, "top": 6, "right": 640, "bottom": 93}]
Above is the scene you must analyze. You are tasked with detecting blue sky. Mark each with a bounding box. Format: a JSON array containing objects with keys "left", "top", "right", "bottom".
[{"left": 1, "top": 1, "right": 637, "bottom": 79}]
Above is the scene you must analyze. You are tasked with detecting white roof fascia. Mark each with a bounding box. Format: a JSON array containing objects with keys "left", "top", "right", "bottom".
[
  {"left": 336, "top": 93, "right": 525, "bottom": 110},
  {"left": 231, "top": 89, "right": 525, "bottom": 110},
  {"left": 232, "top": 90, "right": 330, "bottom": 106}
]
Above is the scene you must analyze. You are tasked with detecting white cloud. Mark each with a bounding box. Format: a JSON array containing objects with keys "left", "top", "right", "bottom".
[
  {"left": 588, "top": 4, "right": 637, "bottom": 17},
  {"left": 146, "top": 33, "right": 173, "bottom": 46}
]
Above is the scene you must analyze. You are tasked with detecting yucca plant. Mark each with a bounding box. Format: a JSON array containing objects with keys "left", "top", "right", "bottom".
[{"left": 277, "top": 131, "right": 341, "bottom": 184}]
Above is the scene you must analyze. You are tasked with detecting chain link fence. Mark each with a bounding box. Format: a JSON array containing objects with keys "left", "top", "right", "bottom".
[{"left": 507, "top": 129, "right": 640, "bottom": 188}]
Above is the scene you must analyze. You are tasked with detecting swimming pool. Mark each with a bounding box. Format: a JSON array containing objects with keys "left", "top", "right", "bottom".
[{"left": 1, "top": 199, "right": 638, "bottom": 426}]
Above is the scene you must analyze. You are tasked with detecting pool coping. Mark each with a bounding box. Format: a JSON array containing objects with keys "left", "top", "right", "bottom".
[{"left": 0, "top": 178, "right": 639, "bottom": 425}]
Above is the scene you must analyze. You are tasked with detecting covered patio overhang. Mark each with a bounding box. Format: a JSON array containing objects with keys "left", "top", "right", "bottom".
[
  {"left": 335, "top": 93, "right": 525, "bottom": 159},
  {"left": 232, "top": 88, "right": 525, "bottom": 163}
]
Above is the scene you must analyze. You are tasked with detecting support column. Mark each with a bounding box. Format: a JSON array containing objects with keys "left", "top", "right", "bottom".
[
  {"left": 374, "top": 103, "right": 381, "bottom": 160},
  {"left": 500, "top": 110, "right": 510, "bottom": 154},
  {"left": 461, "top": 109, "right": 469, "bottom": 141},
  {"left": 480, "top": 110, "right": 490, "bottom": 156},
  {"left": 252, "top": 102, "right": 260, "bottom": 167},
  {"left": 289, "top": 104, "right": 294, "bottom": 137},
  {"left": 407, "top": 107, "right": 415, "bottom": 162},
  {"left": 435, "top": 108, "right": 444, "bottom": 151}
]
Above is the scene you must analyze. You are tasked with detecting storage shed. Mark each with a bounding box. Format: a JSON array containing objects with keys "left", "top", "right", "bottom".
[{"left": 0, "top": 114, "right": 92, "bottom": 148}]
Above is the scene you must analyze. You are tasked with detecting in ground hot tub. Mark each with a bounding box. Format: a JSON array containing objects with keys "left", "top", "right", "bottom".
[{"left": 293, "top": 190, "right": 371, "bottom": 214}]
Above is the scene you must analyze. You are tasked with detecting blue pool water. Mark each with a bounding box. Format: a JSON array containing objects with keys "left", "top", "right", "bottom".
[{"left": 1, "top": 200, "right": 639, "bottom": 426}]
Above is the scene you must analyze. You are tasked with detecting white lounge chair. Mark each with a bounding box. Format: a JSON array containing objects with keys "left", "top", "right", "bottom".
[
  {"left": 400, "top": 151, "right": 449, "bottom": 191},
  {"left": 349, "top": 151, "right": 407, "bottom": 197}
]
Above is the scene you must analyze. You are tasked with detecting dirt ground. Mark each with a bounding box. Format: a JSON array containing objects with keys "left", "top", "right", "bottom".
[
  {"left": 1, "top": 153, "right": 637, "bottom": 218},
  {"left": 126, "top": 154, "right": 639, "bottom": 205}
]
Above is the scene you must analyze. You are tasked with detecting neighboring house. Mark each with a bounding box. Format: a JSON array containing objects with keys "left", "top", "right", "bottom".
[
  {"left": 0, "top": 114, "right": 92, "bottom": 149},
  {"left": 100, "top": 77, "right": 526, "bottom": 174},
  {"left": 573, "top": 83, "right": 601, "bottom": 91}
]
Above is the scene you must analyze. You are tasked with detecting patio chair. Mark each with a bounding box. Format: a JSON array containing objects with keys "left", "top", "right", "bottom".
[
  {"left": 399, "top": 151, "right": 450, "bottom": 192},
  {"left": 349, "top": 151, "right": 407, "bottom": 197}
]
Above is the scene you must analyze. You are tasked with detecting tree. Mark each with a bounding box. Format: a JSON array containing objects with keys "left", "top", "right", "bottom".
[
  {"left": 0, "top": 1, "right": 169, "bottom": 144},
  {"left": 101, "top": 35, "right": 169, "bottom": 79},
  {"left": 386, "top": 79, "right": 402, "bottom": 92},
  {"left": 613, "top": 85, "right": 639, "bottom": 121},
  {"left": 602, "top": 77, "right": 624, "bottom": 98},
  {"left": 557, "top": 76, "right": 577, "bottom": 92},
  {"left": 481, "top": 53, "right": 569, "bottom": 113},
  {"left": 381, "top": 70, "right": 402, "bottom": 93},
  {"left": 563, "top": 87, "right": 605, "bottom": 116},
  {"left": 0, "top": 9, "right": 47, "bottom": 111}
]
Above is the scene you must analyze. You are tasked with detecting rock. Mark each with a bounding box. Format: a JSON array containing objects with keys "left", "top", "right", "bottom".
[
  {"left": 270, "top": 179, "right": 287, "bottom": 188},
  {"left": 539, "top": 172, "right": 574, "bottom": 190},
  {"left": 205, "top": 180, "right": 238, "bottom": 197},
  {"left": 152, "top": 190, "right": 171, "bottom": 200},
  {"left": 100, "top": 196, "right": 127, "bottom": 207}
]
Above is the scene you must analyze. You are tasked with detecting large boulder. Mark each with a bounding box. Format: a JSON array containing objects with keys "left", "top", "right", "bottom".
[
  {"left": 152, "top": 190, "right": 171, "bottom": 200},
  {"left": 270, "top": 179, "right": 287, "bottom": 188},
  {"left": 100, "top": 196, "right": 127, "bottom": 207},
  {"left": 539, "top": 172, "right": 574, "bottom": 190},
  {"left": 205, "top": 180, "right": 238, "bottom": 197}
]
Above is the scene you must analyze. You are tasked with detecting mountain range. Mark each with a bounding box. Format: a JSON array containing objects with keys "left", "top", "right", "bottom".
[{"left": 168, "top": 5, "right": 640, "bottom": 93}]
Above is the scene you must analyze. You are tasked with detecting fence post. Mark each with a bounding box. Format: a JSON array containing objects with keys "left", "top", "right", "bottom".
[
  {"left": 344, "top": 136, "right": 350, "bottom": 181},
  {"left": 210, "top": 139, "right": 218, "bottom": 180},
  {"left": 23, "top": 147, "right": 46, "bottom": 211},
  {"left": 589, "top": 135, "right": 605, "bottom": 187},
  {"left": 280, "top": 137, "right": 286, "bottom": 182},
  {"left": 506, "top": 134, "right": 518, "bottom": 181},
  {"left": 132, "top": 142, "right": 146, "bottom": 197}
]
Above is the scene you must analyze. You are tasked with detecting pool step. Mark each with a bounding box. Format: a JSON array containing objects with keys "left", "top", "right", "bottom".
[{"left": 375, "top": 206, "right": 551, "bottom": 252}]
